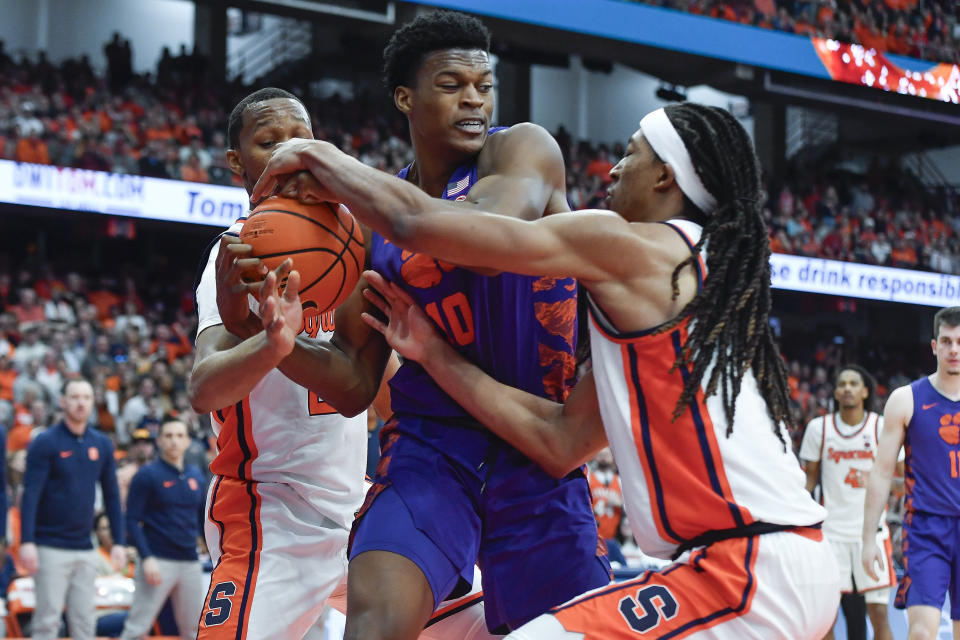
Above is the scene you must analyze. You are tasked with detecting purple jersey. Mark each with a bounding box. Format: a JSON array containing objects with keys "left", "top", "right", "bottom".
[
  {"left": 905, "top": 377, "right": 960, "bottom": 516},
  {"left": 371, "top": 128, "right": 578, "bottom": 424}
]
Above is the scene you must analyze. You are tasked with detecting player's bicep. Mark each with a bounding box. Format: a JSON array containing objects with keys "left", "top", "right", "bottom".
[
  {"left": 465, "top": 173, "right": 557, "bottom": 222},
  {"left": 466, "top": 123, "right": 566, "bottom": 221},
  {"left": 876, "top": 387, "right": 911, "bottom": 472}
]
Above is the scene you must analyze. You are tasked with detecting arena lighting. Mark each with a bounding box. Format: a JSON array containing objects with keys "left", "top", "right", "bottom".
[{"left": 655, "top": 84, "right": 687, "bottom": 102}]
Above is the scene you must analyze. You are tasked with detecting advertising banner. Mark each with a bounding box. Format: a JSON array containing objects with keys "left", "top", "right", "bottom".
[
  {"left": 0, "top": 160, "right": 248, "bottom": 227},
  {"left": 770, "top": 253, "right": 960, "bottom": 308}
]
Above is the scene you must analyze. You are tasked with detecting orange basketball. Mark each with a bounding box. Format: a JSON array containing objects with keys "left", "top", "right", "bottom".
[{"left": 240, "top": 197, "right": 365, "bottom": 316}]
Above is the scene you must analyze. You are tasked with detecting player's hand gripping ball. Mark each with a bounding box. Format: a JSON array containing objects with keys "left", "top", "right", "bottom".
[{"left": 240, "top": 197, "right": 365, "bottom": 316}]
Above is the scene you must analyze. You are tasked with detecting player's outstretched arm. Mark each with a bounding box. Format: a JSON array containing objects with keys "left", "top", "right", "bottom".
[
  {"left": 361, "top": 271, "right": 607, "bottom": 477},
  {"left": 250, "top": 138, "right": 642, "bottom": 285},
  {"left": 190, "top": 269, "right": 301, "bottom": 413},
  {"left": 861, "top": 385, "right": 909, "bottom": 580}
]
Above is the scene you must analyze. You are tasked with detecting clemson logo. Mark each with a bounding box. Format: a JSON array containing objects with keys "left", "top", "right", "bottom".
[
  {"left": 938, "top": 412, "right": 960, "bottom": 445},
  {"left": 399, "top": 250, "right": 455, "bottom": 289}
]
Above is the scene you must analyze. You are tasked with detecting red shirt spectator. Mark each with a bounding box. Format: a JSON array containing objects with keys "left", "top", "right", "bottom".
[{"left": 585, "top": 149, "right": 615, "bottom": 184}]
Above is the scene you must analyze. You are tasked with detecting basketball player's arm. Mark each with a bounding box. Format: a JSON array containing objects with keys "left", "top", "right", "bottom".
[
  {"left": 798, "top": 419, "right": 823, "bottom": 495},
  {"left": 251, "top": 138, "right": 643, "bottom": 284},
  {"left": 802, "top": 460, "right": 820, "bottom": 495},
  {"left": 861, "top": 385, "right": 909, "bottom": 580},
  {"left": 210, "top": 233, "right": 393, "bottom": 417},
  {"left": 361, "top": 271, "right": 607, "bottom": 477},
  {"left": 267, "top": 231, "right": 394, "bottom": 417},
  {"left": 189, "top": 270, "right": 302, "bottom": 413},
  {"left": 460, "top": 123, "right": 567, "bottom": 221}
]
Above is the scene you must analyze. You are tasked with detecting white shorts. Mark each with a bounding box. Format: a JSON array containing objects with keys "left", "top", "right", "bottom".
[
  {"left": 506, "top": 529, "right": 840, "bottom": 640},
  {"left": 325, "top": 566, "right": 497, "bottom": 640},
  {"left": 830, "top": 529, "right": 895, "bottom": 605},
  {"left": 200, "top": 476, "right": 350, "bottom": 640}
]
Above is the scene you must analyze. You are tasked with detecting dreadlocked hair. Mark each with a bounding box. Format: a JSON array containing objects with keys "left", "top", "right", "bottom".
[{"left": 657, "top": 103, "right": 792, "bottom": 449}]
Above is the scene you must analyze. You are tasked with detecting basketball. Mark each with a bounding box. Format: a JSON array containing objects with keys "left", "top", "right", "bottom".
[{"left": 240, "top": 197, "right": 365, "bottom": 317}]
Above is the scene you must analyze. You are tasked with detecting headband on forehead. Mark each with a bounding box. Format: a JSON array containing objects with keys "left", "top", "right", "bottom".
[{"left": 639, "top": 108, "right": 717, "bottom": 214}]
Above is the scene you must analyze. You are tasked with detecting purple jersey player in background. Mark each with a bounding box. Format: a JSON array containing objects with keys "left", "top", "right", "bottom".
[
  {"left": 262, "top": 11, "right": 611, "bottom": 640},
  {"left": 863, "top": 305, "right": 960, "bottom": 640}
]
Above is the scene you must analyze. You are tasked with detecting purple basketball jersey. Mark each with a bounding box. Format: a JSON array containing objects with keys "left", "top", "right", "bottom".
[
  {"left": 905, "top": 377, "right": 960, "bottom": 516},
  {"left": 370, "top": 128, "right": 578, "bottom": 425}
]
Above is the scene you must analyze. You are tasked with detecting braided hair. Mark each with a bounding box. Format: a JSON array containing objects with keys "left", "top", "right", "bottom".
[{"left": 657, "top": 103, "right": 791, "bottom": 447}]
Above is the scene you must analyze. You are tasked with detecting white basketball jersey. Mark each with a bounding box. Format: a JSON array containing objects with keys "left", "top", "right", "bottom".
[
  {"left": 196, "top": 219, "right": 366, "bottom": 530},
  {"left": 587, "top": 220, "right": 826, "bottom": 560},
  {"left": 800, "top": 412, "right": 885, "bottom": 542}
]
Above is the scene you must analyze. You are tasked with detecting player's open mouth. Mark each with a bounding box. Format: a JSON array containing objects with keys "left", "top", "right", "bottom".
[{"left": 455, "top": 119, "right": 485, "bottom": 133}]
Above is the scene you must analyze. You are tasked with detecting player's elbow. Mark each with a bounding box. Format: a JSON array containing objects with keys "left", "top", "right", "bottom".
[
  {"left": 331, "top": 399, "right": 367, "bottom": 419},
  {"left": 539, "top": 441, "right": 585, "bottom": 479},
  {"left": 323, "top": 385, "right": 378, "bottom": 419},
  {"left": 384, "top": 211, "right": 422, "bottom": 249},
  {"left": 187, "top": 379, "right": 217, "bottom": 414}
]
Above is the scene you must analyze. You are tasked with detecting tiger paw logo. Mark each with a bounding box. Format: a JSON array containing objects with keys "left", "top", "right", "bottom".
[
  {"left": 399, "top": 250, "right": 455, "bottom": 289},
  {"left": 938, "top": 412, "right": 960, "bottom": 445}
]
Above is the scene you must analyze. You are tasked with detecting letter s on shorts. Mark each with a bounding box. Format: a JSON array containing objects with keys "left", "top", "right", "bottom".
[
  {"left": 618, "top": 585, "right": 679, "bottom": 633},
  {"left": 204, "top": 581, "right": 238, "bottom": 627}
]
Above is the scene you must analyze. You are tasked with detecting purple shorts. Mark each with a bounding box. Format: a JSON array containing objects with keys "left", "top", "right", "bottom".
[
  {"left": 895, "top": 511, "right": 960, "bottom": 619},
  {"left": 349, "top": 417, "right": 612, "bottom": 632}
]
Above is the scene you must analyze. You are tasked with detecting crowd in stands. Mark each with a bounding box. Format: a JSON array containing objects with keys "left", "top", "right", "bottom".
[
  {"left": 2, "top": 34, "right": 959, "bottom": 276},
  {"left": 633, "top": 0, "right": 960, "bottom": 64},
  {"left": 0, "top": 36, "right": 414, "bottom": 190},
  {"left": 765, "top": 166, "right": 960, "bottom": 273},
  {"left": 563, "top": 136, "right": 960, "bottom": 275}
]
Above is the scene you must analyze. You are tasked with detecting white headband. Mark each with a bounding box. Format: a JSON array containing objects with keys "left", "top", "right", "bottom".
[{"left": 639, "top": 108, "right": 717, "bottom": 214}]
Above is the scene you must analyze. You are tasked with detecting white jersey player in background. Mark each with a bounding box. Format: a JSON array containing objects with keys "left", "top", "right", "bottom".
[{"left": 800, "top": 365, "right": 898, "bottom": 640}]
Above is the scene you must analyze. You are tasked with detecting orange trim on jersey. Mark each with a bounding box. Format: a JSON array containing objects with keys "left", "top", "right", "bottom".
[
  {"left": 210, "top": 398, "right": 258, "bottom": 481},
  {"left": 619, "top": 324, "right": 754, "bottom": 549},
  {"left": 619, "top": 341, "right": 676, "bottom": 544},
  {"left": 198, "top": 477, "right": 263, "bottom": 640},
  {"left": 552, "top": 534, "right": 760, "bottom": 639},
  {"left": 789, "top": 525, "right": 824, "bottom": 542},
  {"left": 831, "top": 412, "right": 872, "bottom": 439}
]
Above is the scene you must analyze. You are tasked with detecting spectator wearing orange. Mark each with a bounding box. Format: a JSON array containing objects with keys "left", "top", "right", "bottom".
[
  {"left": 14, "top": 131, "right": 51, "bottom": 165},
  {"left": 587, "top": 447, "right": 623, "bottom": 541},
  {"left": 889, "top": 238, "right": 919, "bottom": 267},
  {"left": 179, "top": 152, "right": 209, "bottom": 183},
  {"left": 0, "top": 354, "right": 16, "bottom": 403},
  {"left": 9, "top": 288, "right": 46, "bottom": 326},
  {"left": 86, "top": 279, "right": 121, "bottom": 323},
  {"left": 584, "top": 146, "right": 614, "bottom": 184},
  {"left": 150, "top": 324, "right": 192, "bottom": 363}
]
